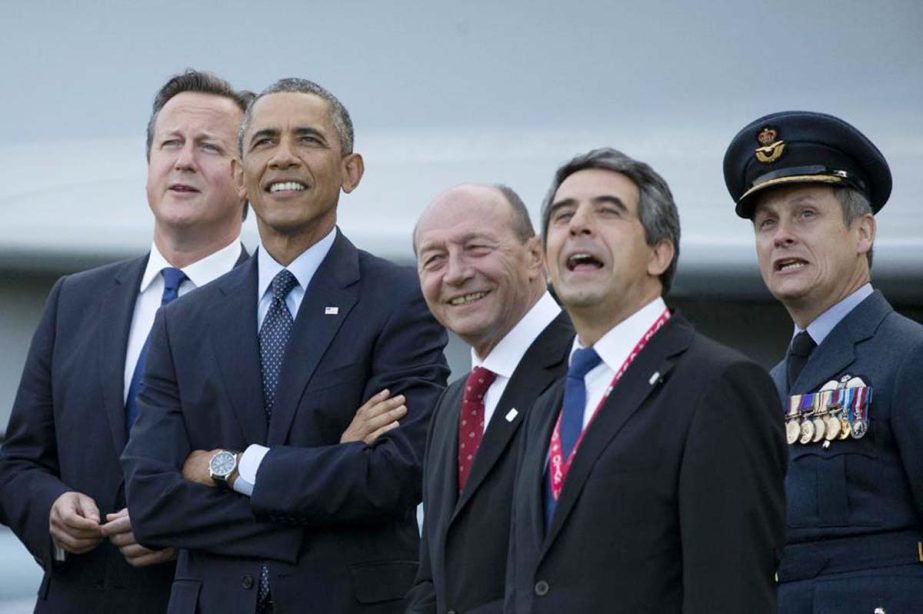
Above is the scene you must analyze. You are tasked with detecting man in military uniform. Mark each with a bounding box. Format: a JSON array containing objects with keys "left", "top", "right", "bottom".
[{"left": 724, "top": 111, "right": 923, "bottom": 613}]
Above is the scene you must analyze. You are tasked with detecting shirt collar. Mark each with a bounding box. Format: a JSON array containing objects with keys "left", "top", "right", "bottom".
[
  {"left": 471, "top": 291, "right": 562, "bottom": 378},
  {"left": 573, "top": 296, "right": 667, "bottom": 371},
  {"left": 140, "top": 239, "right": 243, "bottom": 292},
  {"left": 257, "top": 227, "right": 336, "bottom": 299},
  {"left": 797, "top": 283, "right": 873, "bottom": 346}
]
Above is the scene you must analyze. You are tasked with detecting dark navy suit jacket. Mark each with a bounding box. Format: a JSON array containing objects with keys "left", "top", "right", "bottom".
[
  {"left": 772, "top": 291, "right": 923, "bottom": 613},
  {"left": 0, "top": 247, "right": 247, "bottom": 613},
  {"left": 407, "top": 312, "right": 572, "bottom": 614},
  {"left": 506, "top": 314, "right": 787, "bottom": 614},
  {"left": 121, "top": 232, "right": 449, "bottom": 614}
]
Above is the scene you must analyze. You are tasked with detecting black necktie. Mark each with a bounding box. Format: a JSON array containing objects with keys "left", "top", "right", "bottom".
[
  {"left": 786, "top": 331, "right": 816, "bottom": 389},
  {"left": 125, "top": 267, "right": 187, "bottom": 434}
]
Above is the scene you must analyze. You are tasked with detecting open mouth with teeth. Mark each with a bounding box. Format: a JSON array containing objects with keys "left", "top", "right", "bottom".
[
  {"left": 448, "top": 291, "right": 488, "bottom": 306},
  {"left": 567, "top": 253, "right": 603, "bottom": 271},
  {"left": 775, "top": 258, "right": 808, "bottom": 272},
  {"left": 268, "top": 181, "right": 307, "bottom": 193}
]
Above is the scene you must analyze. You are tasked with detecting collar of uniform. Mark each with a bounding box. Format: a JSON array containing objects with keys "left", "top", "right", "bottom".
[
  {"left": 140, "top": 238, "right": 243, "bottom": 292},
  {"left": 572, "top": 296, "right": 667, "bottom": 372},
  {"left": 797, "top": 283, "right": 873, "bottom": 346},
  {"left": 257, "top": 227, "right": 336, "bottom": 300},
  {"left": 471, "top": 291, "right": 561, "bottom": 379}
]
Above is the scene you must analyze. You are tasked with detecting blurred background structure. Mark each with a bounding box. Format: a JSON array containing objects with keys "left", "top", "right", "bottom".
[{"left": 1, "top": 1, "right": 921, "bottom": 609}]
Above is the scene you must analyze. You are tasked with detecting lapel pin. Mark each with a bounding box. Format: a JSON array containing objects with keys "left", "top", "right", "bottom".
[
  {"left": 648, "top": 371, "right": 661, "bottom": 386},
  {"left": 505, "top": 408, "right": 518, "bottom": 422},
  {"left": 324, "top": 306, "right": 339, "bottom": 315}
]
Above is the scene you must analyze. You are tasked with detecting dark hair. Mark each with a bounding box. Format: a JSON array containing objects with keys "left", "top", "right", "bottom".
[
  {"left": 541, "top": 147, "right": 681, "bottom": 295},
  {"left": 238, "top": 78, "right": 354, "bottom": 156},
  {"left": 145, "top": 69, "right": 252, "bottom": 161}
]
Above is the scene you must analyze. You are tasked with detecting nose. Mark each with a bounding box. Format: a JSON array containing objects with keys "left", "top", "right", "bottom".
[
  {"left": 173, "top": 142, "right": 197, "bottom": 171},
  {"left": 772, "top": 216, "right": 797, "bottom": 248},
  {"left": 269, "top": 136, "right": 301, "bottom": 170},
  {"left": 567, "top": 204, "right": 594, "bottom": 236},
  {"left": 443, "top": 250, "right": 473, "bottom": 286}
]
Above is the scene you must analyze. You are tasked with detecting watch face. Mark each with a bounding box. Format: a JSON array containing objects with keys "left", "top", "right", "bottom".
[{"left": 210, "top": 451, "right": 236, "bottom": 477}]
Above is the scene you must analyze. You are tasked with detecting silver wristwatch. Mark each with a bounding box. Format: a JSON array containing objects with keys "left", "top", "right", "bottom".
[{"left": 208, "top": 450, "right": 239, "bottom": 488}]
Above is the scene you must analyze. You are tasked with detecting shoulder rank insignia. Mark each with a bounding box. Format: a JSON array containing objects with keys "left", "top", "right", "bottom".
[{"left": 755, "top": 125, "right": 785, "bottom": 163}]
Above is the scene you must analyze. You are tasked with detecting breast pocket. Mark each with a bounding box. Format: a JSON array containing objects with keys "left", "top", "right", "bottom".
[{"left": 787, "top": 435, "right": 881, "bottom": 529}]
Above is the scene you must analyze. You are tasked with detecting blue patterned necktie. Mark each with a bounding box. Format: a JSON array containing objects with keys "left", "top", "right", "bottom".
[
  {"left": 256, "top": 268, "right": 298, "bottom": 611},
  {"left": 125, "top": 267, "right": 187, "bottom": 434},
  {"left": 545, "top": 347, "right": 602, "bottom": 528}
]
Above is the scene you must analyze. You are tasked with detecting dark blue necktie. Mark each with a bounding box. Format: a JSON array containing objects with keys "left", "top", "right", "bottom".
[
  {"left": 786, "top": 331, "right": 816, "bottom": 390},
  {"left": 256, "top": 269, "right": 298, "bottom": 611},
  {"left": 545, "top": 347, "right": 602, "bottom": 529},
  {"left": 125, "top": 267, "right": 187, "bottom": 435}
]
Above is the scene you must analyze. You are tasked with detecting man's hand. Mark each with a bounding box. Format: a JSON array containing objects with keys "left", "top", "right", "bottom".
[
  {"left": 100, "top": 508, "right": 176, "bottom": 567},
  {"left": 49, "top": 491, "right": 103, "bottom": 554},
  {"left": 182, "top": 449, "right": 218, "bottom": 487},
  {"left": 340, "top": 389, "right": 407, "bottom": 445}
]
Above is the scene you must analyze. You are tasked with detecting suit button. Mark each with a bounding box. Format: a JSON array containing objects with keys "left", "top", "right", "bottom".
[
  {"left": 534, "top": 580, "right": 550, "bottom": 596},
  {"left": 448, "top": 610, "right": 457, "bottom": 614},
  {"left": 242, "top": 575, "right": 254, "bottom": 590}
]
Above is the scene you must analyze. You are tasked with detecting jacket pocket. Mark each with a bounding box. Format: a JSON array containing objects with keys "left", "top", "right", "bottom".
[{"left": 349, "top": 560, "right": 418, "bottom": 604}]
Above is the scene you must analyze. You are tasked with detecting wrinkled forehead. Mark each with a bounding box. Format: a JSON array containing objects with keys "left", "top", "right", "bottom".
[{"left": 154, "top": 92, "right": 242, "bottom": 138}]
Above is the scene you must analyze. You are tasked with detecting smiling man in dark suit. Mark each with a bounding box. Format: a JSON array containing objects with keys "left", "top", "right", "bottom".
[
  {"left": 725, "top": 111, "right": 923, "bottom": 613},
  {"left": 506, "top": 148, "right": 787, "bottom": 613},
  {"left": 121, "top": 78, "right": 449, "bottom": 614},
  {"left": 407, "top": 184, "right": 572, "bottom": 614},
  {"left": 0, "top": 70, "right": 251, "bottom": 613}
]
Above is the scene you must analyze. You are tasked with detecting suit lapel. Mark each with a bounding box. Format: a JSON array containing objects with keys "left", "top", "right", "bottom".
[
  {"left": 791, "top": 291, "right": 890, "bottom": 394},
  {"left": 430, "top": 384, "right": 464, "bottom": 530},
  {"left": 454, "top": 313, "right": 573, "bottom": 516},
  {"left": 99, "top": 257, "right": 148, "bottom": 454},
  {"left": 542, "top": 316, "right": 693, "bottom": 551},
  {"left": 267, "top": 234, "right": 359, "bottom": 445},
  {"left": 210, "top": 257, "right": 269, "bottom": 444}
]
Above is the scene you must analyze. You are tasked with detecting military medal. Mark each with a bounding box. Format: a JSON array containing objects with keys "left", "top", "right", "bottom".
[
  {"left": 821, "top": 390, "right": 841, "bottom": 441},
  {"left": 785, "top": 395, "right": 801, "bottom": 445},
  {"left": 799, "top": 418, "right": 815, "bottom": 444},
  {"left": 850, "top": 386, "right": 871, "bottom": 439}
]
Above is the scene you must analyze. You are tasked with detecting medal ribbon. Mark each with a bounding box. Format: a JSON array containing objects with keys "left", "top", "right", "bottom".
[{"left": 548, "top": 308, "right": 670, "bottom": 502}]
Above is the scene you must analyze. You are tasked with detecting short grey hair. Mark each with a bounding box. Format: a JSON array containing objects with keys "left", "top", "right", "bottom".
[
  {"left": 540, "top": 147, "right": 681, "bottom": 295},
  {"left": 834, "top": 186, "right": 874, "bottom": 268},
  {"left": 238, "top": 78, "right": 354, "bottom": 156}
]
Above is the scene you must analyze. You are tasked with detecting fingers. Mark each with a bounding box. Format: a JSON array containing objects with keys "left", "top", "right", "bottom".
[
  {"left": 49, "top": 492, "right": 102, "bottom": 554},
  {"left": 124, "top": 547, "right": 177, "bottom": 568},
  {"left": 363, "top": 420, "right": 401, "bottom": 445},
  {"left": 100, "top": 510, "right": 132, "bottom": 537},
  {"left": 363, "top": 395, "right": 407, "bottom": 430}
]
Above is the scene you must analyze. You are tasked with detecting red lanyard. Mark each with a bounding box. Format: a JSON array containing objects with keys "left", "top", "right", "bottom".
[{"left": 548, "top": 308, "right": 670, "bottom": 501}]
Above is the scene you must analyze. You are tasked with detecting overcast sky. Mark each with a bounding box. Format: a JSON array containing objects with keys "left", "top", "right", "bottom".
[{"left": 1, "top": 0, "right": 921, "bottom": 275}]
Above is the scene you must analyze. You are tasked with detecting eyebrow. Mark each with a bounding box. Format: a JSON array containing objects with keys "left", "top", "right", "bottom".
[{"left": 549, "top": 195, "right": 628, "bottom": 215}]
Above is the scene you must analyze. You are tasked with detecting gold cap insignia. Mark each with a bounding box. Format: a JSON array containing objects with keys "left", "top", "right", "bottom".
[{"left": 755, "top": 125, "right": 785, "bottom": 163}]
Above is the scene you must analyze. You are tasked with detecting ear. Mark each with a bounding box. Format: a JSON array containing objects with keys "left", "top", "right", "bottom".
[
  {"left": 524, "top": 236, "right": 545, "bottom": 280},
  {"left": 340, "top": 153, "right": 365, "bottom": 194},
  {"left": 231, "top": 158, "right": 246, "bottom": 201},
  {"left": 647, "top": 239, "right": 674, "bottom": 278},
  {"left": 854, "top": 213, "right": 875, "bottom": 257}
]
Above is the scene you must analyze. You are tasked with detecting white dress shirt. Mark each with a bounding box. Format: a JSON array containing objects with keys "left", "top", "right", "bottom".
[
  {"left": 234, "top": 228, "right": 336, "bottom": 496},
  {"left": 471, "top": 291, "right": 562, "bottom": 432},
  {"left": 571, "top": 297, "right": 667, "bottom": 429},
  {"left": 123, "top": 240, "right": 244, "bottom": 404}
]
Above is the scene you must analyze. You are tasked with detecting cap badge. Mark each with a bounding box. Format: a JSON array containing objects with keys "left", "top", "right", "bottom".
[{"left": 755, "top": 125, "right": 785, "bottom": 164}]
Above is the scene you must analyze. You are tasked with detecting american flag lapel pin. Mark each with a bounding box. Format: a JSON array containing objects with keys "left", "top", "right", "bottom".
[{"left": 324, "top": 306, "right": 339, "bottom": 315}]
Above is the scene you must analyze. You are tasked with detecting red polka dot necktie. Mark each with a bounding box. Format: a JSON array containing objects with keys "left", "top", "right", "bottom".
[{"left": 457, "top": 366, "right": 497, "bottom": 493}]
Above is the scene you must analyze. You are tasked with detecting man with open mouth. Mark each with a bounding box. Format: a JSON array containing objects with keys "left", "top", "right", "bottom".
[
  {"left": 725, "top": 111, "right": 923, "bottom": 613},
  {"left": 506, "top": 147, "right": 786, "bottom": 613}
]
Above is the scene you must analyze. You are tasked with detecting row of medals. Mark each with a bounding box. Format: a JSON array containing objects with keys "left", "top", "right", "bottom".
[{"left": 785, "top": 377, "right": 871, "bottom": 446}]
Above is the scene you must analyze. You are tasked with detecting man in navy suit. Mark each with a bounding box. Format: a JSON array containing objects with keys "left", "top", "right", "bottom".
[
  {"left": 0, "top": 70, "right": 251, "bottom": 613},
  {"left": 407, "top": 184, "right": 572, "bottom": 613},
  {"left": 506, "top": 148, "right": 787, "bottom": 613},
  {"left": 725, "top": 111, "right": 923, "bottom": 613},
  {"left": 121, "top": 78, "right": 449, "bottom": 613}
]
